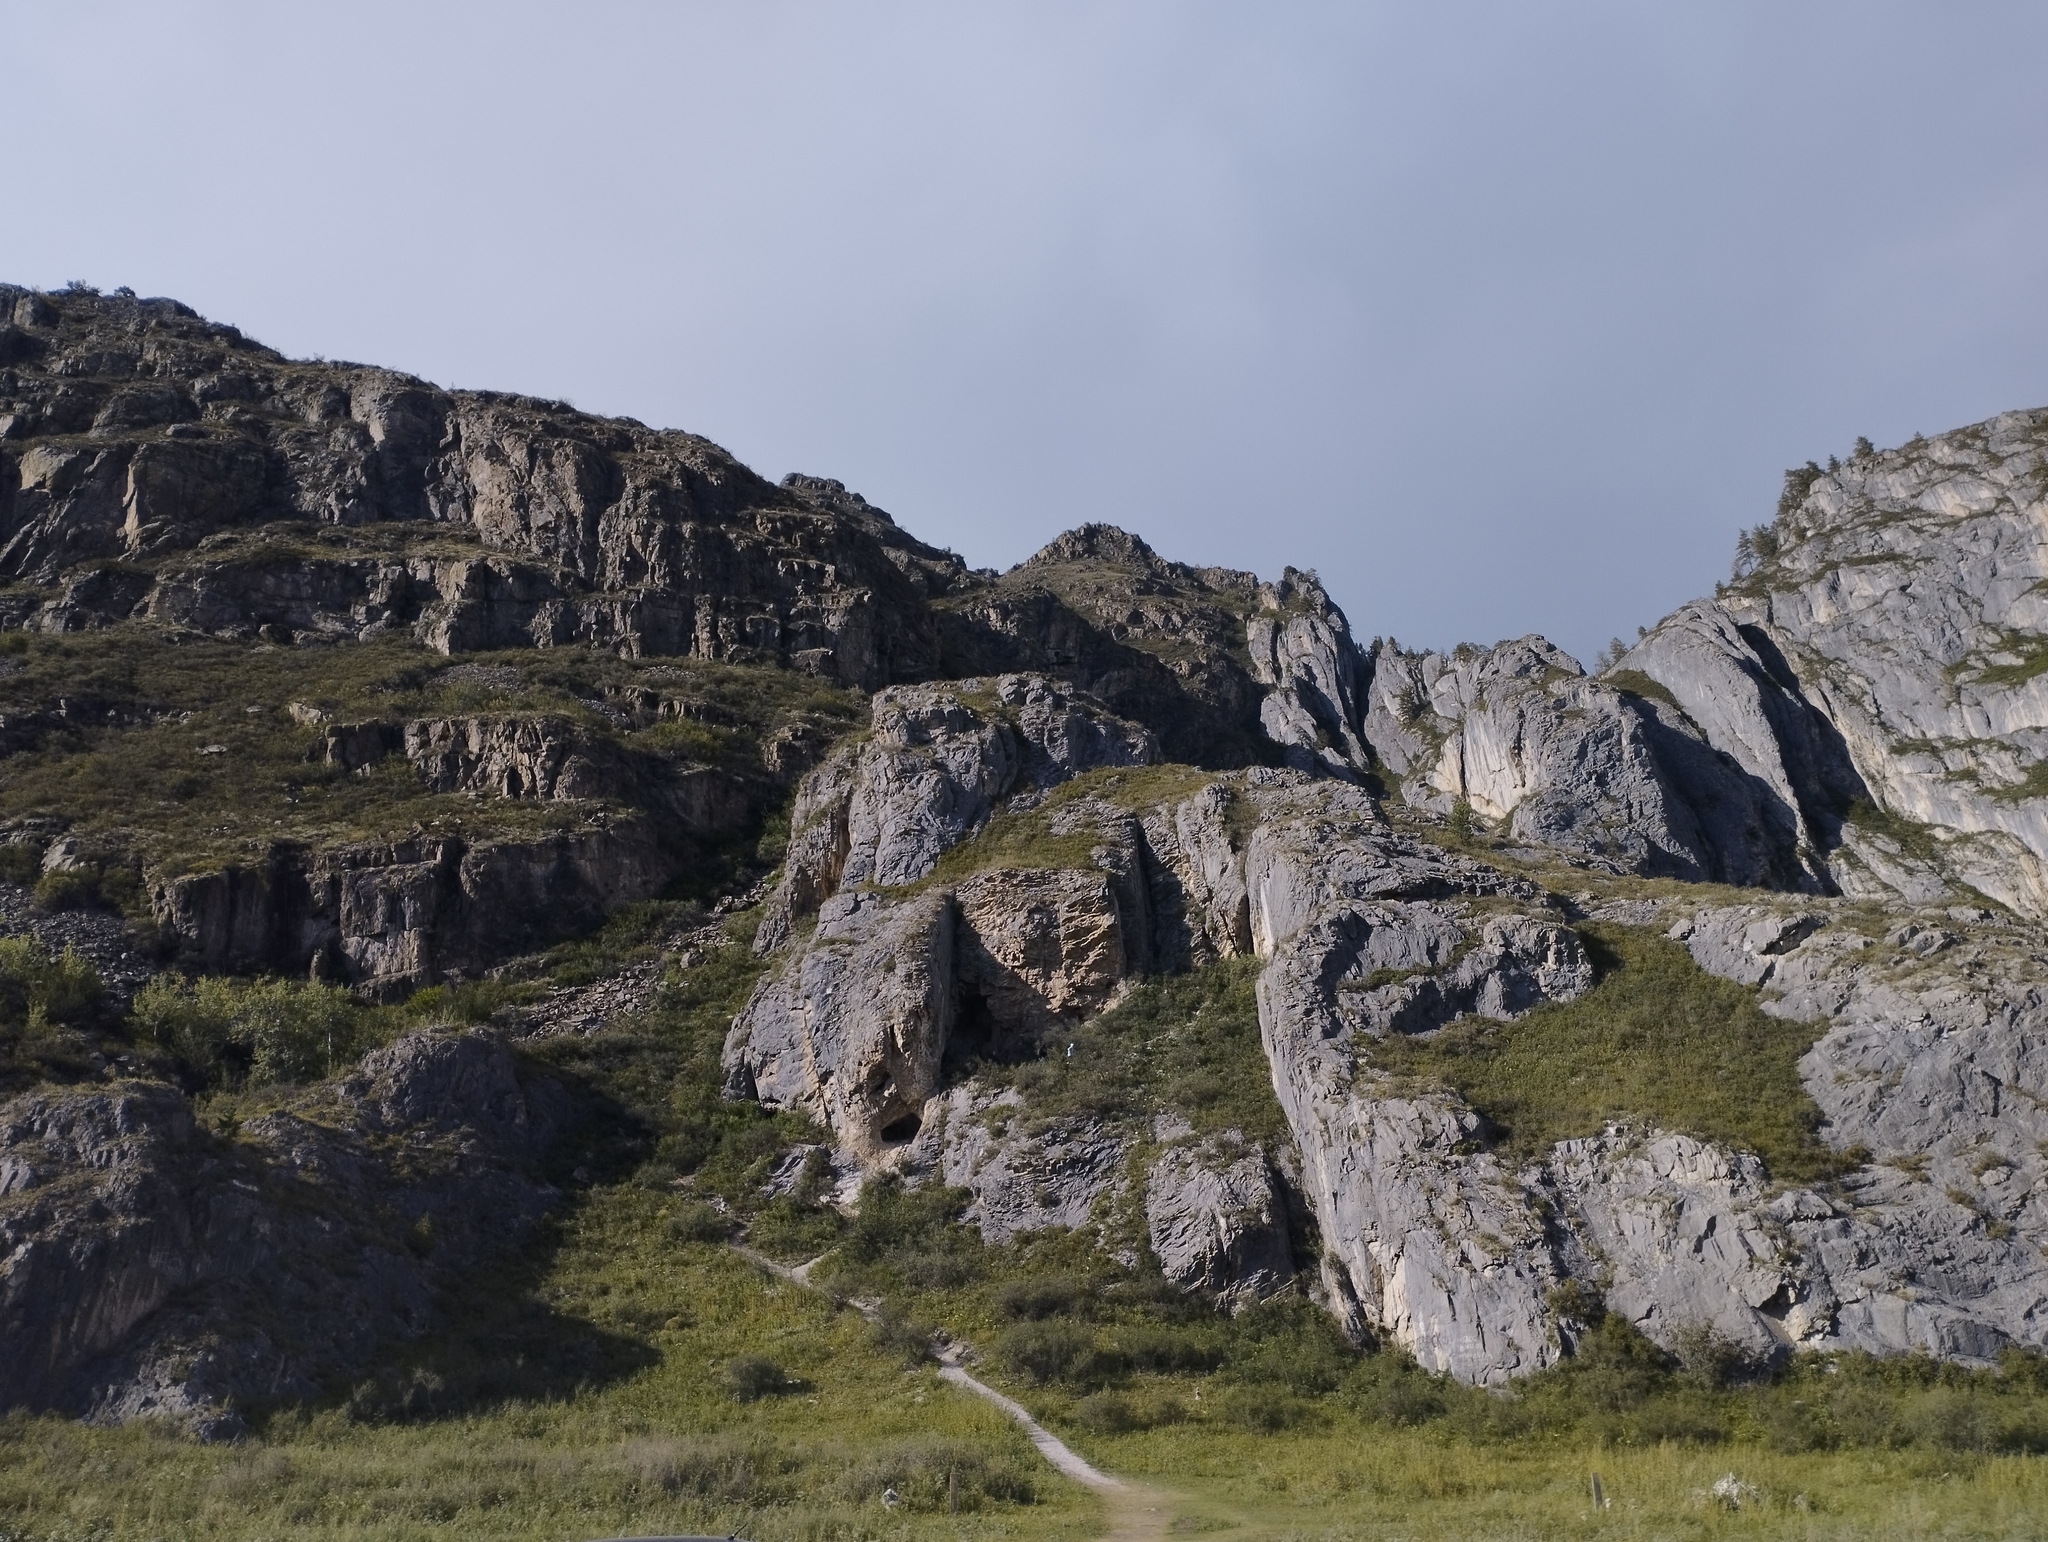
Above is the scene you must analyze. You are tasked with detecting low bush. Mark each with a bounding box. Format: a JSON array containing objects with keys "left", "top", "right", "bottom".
[
  {"left": 664, "top": 1201, "right": 732, "bottom": 1244},
  {"left": 724, "top": 1355, "right": 797, "bottom": 1403},
  {"left": 1217, "top": 1384, "right": 1321, "bottom": 1432},
  {"left": 130, "top": 973, "right": 370, "bottom": 1087},
  {"left": 0, "top": 937, "right": 104, "bottom": 1033},
  {"left": 825, "top": 1175, "right": 985, "bottom": 1292},
  {"left": 996, "top": 1275, "right": 1091, "bottom": 1321},
  {"left": 1071, "top": 1392, "right": 1140, "bottom": 1433},
  {"left": 830, "top": 1437, "right": 1037, "bottom": 1512},
  {"left": 997, "top": 1321, "right": 1122, "bottom": 1388}
]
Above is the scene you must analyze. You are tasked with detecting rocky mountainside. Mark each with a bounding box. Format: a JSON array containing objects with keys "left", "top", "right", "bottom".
[{"left": 5, "top": 283, "right": 2048, "bottom": 1434}]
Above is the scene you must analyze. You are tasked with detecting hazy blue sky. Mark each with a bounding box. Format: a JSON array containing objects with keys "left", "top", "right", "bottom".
[{"left": 7, "top": 2, "right": 2048, "bottom": 664}]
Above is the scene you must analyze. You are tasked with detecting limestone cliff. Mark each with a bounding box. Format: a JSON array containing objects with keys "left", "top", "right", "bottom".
[{"left": 11, "top": 280, "right": 2048, "bottom": 1430}]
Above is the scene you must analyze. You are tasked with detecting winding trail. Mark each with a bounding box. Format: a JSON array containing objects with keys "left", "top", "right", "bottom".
[{"left": 732, "top": 1245, "right": 1171, "bottom": 1540}]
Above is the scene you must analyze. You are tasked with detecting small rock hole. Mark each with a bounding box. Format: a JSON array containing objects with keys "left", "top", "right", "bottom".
[{"left": 879, "top": 1113, "right": 922, "bottom": 1145}]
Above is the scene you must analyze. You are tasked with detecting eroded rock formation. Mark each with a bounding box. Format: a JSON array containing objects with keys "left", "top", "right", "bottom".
[{"left": 13, "top": 283, "right": 2048, "bottom": 1425}]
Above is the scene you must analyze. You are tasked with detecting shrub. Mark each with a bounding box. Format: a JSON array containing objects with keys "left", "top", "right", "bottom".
[
  {"left": 1071, "top": 1392, "right": 1140, "bottom": 1433},
  {"left": 1116, "top": 1324, "right": 1223, "bottom": 1375},
  {"left": 1222, "top": 1298, "right": 1356, "bottom": 1395},
  {"left": 869, "top": 1301, "right": 937, "bottom": 1367},
  {"left": 724, "top": 1355, "right": 795, "bottom": 1403},
  {"left": 623, "top": 1435, "right": 769, "bottom": 1501},
  {"left": 997, "top": 1321, "right": 1121, "bottom": 1387},
  {"left": 824, "top": 1175, "right": 982, "bottom": 1290},
  {"left": 996, "top": 1275, "right": 1091, "bottom": 1321},
  {"left": 832, "top": 1438, "right": 1036, "bottom": 1512},
  {"left": 130, "top": 974, "right": 369, "bottom": 1087},
  {"left": 0, "top": 938, "right": 105, "bottom": 1033},
  {"left": 1343, "top": 1354, "right": 1450, "bottom": 1427},
  {"left": 664, "top": 1201, "right": 732, "bottom": 1243},
  {"left": 0, "top": 844, "right": 43, "bottom": 886},
  {"left": 1218, "top": 1384, "right": 1318, "bottom": 1432},
  {"left": 32, "top": 868, "right": 101, "bottom": 912}
]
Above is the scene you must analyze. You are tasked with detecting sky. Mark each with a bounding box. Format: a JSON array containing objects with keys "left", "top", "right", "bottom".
[{"left": 6, "top": 2, "right": 2048, "bottom": 666}]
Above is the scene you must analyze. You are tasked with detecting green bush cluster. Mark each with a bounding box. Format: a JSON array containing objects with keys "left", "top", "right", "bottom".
[
  {"left": 0, "top": 937, "right": 104, "bottom": 1035},
  {"left": 130, "top": 973, "right": 370, "bottom": 1087},
  {"left": 723, "top": 1354, "right": 798, "bottom": 1403}
]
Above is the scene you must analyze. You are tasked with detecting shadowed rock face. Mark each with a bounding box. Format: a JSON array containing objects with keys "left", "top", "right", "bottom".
[{"left": 0, "top": 1032, "right": 565, "bottom": 1434}]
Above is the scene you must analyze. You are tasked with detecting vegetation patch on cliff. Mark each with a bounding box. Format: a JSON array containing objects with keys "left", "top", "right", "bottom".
[
  {"left": 1372, "top": 922, "right": 1855, "bottom": 1185},
  {"left": 915, "top": 763, "right": 1218, "bottom": 888},
  {"left": 980, "top": 956, "right": 1287, "bottom": 1146},
  {"left": 0, "top": 625, "right": 859, "bottom": 885}
]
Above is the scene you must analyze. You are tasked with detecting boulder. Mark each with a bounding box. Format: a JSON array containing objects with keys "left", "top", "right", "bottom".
[
  {"left": 0, "top": 1032, "right": 564, "bottom": 1433},
  {"left": 1144, "top": 1138, "right": 1295, "bottom": 1305},
  {"left": 901, "top": 1084, "right": 1126, "bottom": 1244}
]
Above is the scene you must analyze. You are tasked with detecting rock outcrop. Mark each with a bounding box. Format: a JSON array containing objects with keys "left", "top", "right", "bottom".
[
  {"left": 1361, "top": 635, "right": 1811, "bottom": 887},
  {"left": 152, "top": 820, "right": 676, "bottom": 995},
  {"left": 1240, "top": 776, "right": 1596, "bottom": 1381},
  {"left": 722, "top": 889, "right": 958, "bottom": 1158},
  {"left": 902, "top": 1086, "right": 1129, "bottom": 1245},
  {"left": 1144, "top": 1137, "right": 1296, "bottom": 1306},
  {"left": 0, "top": 287, "right": 970, "bottom": 687},
  {"left": 0, "top": 1030, "right": 564, "bottom": 1432},
  {"left": 755, "top": 674, "right": 1157, "bottom": 951},
  {"left": 1645, "top": 410, "right": 2048, "bottom": 918},
  {"left": 21, "top": 282, "right": 2048, "bottom": 1413}
]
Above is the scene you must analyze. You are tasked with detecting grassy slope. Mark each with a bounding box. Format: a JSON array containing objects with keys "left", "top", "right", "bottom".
[{"left": 0, "top": 625, "right": 861, "bottom": 882}]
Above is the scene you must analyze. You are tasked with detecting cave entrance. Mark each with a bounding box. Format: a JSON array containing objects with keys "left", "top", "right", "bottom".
[{"left": 879, "top": 1112, "right": 923, "bottom": 1145}]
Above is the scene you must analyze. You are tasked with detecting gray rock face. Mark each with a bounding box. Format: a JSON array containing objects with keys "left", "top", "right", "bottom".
[
  {"left": 399, "top": 714, "right": 750, "bottom": 830},
  {"left": 1361, "top": 635, "right": 1802, "bottom": 885},
  {"left": 723, "top": 889, "right": 958, "bottom": 1159},
  {"left": 1637, "top": 410, "right": 2048, "bottom": 917},
  {"left": 1144, "top": 1137, "right": 1295, "bottom": 1306},
  {"left": 1484, "top": 896, "right": 2048, "bottom": 1367},
  {"left": 1240, "top": 775, "right": 1595, "bottom": 1381},
  {"left": 1246, "top": 571, "right": 1374, "bottom": 778},
  {"left": 1617, "top": 601, "right": 1862, "bottom": 890},
  {"left": 1552, "top": 1131, "right": 1814, "bottom": 1361},
  {"left": 756, "top": 674, "right": 1157, "bottom": 951},
  {"left": 946, "top": 527, "right": 1361, "bottom": 770},
  {"left": 903, "top": 1085, "right": 1127, "bottom": 1245},
  {"left": 0, "top": 1031, "right": 563, "bottom": 1432}
]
